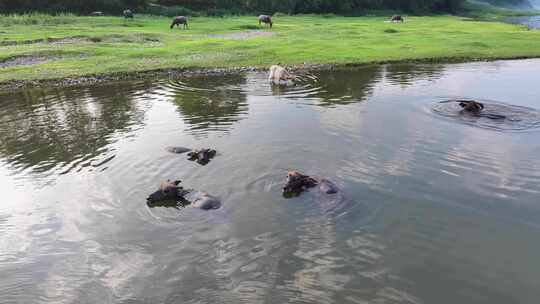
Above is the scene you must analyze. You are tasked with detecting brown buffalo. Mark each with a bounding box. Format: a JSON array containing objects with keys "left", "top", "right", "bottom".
[
  {"left": 259, "top": 15, "right": 273, "bottom": 28},
  {"left": 171, "top": 16, "right": 188, "bottom": 29},
  {"left": 391, "top": 15, "right": 404, "bottom": 23}
]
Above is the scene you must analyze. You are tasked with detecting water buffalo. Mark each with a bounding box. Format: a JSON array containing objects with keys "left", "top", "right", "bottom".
[
  {"left": 147, "top": 180, "right": 221, "bottom": 210},
  {"left": 123, "top": 9, "right": 134, "bottom": 19},
  {"left": 283, "top": 171, "right": 319, "bottom": 197},
  {"left": 282, "top": 171, "right": 353, "bottom": 216},
  {"left": 455, "top": 100, "right": 506, "bottom": 119},
  {"left": 147, "top": 180, "right": 189, "bottom": 204},
  {"left": 90, "top": 11, "right": 104, "bottom": 17},
  {"left": 259, "top": 15, "right": 273, "bottom": 28},
  {"left": 268, "top": 65, "right": 296, "bottom": 84},
  {"left": 188, "top": 149, "right": 217, "bottom": 165},
  {"left": 457, "top": 100, "right": 484, "bottom": 113},
  {"left": 391, "top": 15, "right": 404, "bottom": 23},
  {"left": 171, "top": 16, "right": 188, "bottom": 29}
]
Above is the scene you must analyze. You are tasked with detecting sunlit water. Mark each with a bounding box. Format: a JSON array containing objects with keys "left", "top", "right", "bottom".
[{"left": 1, "top": 59, "right": 540, "bottom": 304}]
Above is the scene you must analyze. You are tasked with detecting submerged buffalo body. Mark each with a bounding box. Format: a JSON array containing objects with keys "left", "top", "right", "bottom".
[
  {"left": 166, "top": 146, "right": 191, "bottom": 154},
  {"left": 283, "top": 171, "right": 351, "bottom": 215},
  {"left": 185, "top": 191, "right": 222, "bottom": 210},
  {"left": 147, "top": 180, "right": 221, "bottom": 210},
  {"left": 259, "top": 15, "right": 273, "bottom": 28},
  {"left": 171, "top": 16, "right": 188, "bottom": 29},
  {"left": 318, "top": 179, "right": 339, "bottom": 194}
]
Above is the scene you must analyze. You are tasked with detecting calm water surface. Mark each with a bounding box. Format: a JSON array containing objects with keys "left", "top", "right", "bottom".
[{"left": 1, "top": 59, "right": 540, "bottom": 304}]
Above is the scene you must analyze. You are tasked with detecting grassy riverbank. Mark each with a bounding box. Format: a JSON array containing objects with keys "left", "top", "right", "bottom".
[{"left": 1, "top": 14, "right": 540, "bottom": 84}]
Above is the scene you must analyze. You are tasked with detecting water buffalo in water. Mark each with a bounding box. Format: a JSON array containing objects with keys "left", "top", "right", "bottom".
[
  {"left": 455, "top": 100, "right": 506, "bottom": 119},
  {"left": 268, "top": 65, "right": 296, "bottom": 84},
  {"left": 458, "top": 100, "right": 484, "bottom": 113},
  {"left": 147, "top": 180, "right": 221, "bottom": 210},
  {"left": 123, "top": 9, "right": 134, "bottom": 19},
  {"left": 282, "top": 171, "right": 352, "bottom": 215},
  {"left": 90, "top": 11, "right": 104, "bottom": 16},
  {"left": 283, "top": 171, "right": 339, "bottom": 197},
  {"left": 391, "top": 15, "right": 404, "bottom": 23},
  {"left": 259, "top": 15, "right": 273, "bottom": 28},
  {"left": 188, "top": 149, "right": 217, "bottom": 165},
  {"left": 147, "top": 180, "right": 189, "bottom": 204},
  {"left": 171, "top": 16, "right": 188, "bottom": 29},
  {"left": 165, "top": 147, "right": 217, "bottom": 165}
]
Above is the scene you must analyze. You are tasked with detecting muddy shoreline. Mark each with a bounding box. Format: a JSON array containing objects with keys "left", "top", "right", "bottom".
[{"left": 0, "top": 55, "right": 537, "bottom": 93}]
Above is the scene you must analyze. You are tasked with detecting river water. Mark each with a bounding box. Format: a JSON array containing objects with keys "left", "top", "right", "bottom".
[{"left": 1, "top": 59, "right": 540, "bottom": 304}]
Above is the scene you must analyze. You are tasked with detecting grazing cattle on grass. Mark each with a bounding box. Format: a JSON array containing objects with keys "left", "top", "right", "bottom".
[
  {"left": 123, "top": 9, "right": 134, "bottom": 19},
  {"left": 259, "top": 15, "right": 273, "bottom": 28},
  {"left": 391, "top": 15, "right": 404, "bottom": 23},
  {"left": 170, "top": 16, "right": 189, "bottom": 29}
]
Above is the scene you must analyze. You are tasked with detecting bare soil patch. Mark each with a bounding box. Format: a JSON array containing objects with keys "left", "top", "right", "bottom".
[
  {"left": 0, "top": 55, "right": 59, "bottom": 69},
  {"left": 207, "top": 30, "right": 273, "bottom": 40}
]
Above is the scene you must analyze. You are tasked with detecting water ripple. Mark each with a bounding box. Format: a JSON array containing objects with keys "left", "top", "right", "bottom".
[{"left": 431, "top": 98, "right": 540, "bottom": 131}]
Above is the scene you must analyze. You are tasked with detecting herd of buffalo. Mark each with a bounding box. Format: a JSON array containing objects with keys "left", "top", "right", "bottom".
[
  {"left": 86, "top": 10, "right": 504, "bottom": 211},
  {"left": 147, "top": 99, "right": 500, "bottom": 211},
  {"left": 89, "top": 10, "right": 406, "bottom": 30},
  {"left": 146, "top": 145, "right": 335, "bottom": 210}
]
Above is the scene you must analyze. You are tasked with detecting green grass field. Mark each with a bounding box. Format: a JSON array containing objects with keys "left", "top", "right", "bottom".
[{"left": 1, "top": 14, "right": 539, "bottom": 83}]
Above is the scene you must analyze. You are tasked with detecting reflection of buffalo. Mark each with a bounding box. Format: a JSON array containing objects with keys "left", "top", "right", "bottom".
[
  {"left": 259, "top": 15, "right": 273, "bottom": 28},
  {"left": 171, "top": 16, "right": 188, "bottom": 29}
]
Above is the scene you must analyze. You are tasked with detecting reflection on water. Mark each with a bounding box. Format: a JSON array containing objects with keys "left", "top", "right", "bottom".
[
  {"left": 2, "top": 59, "right": 540, "bottom": 304},
  {"left": 384, "top": 63, "right": 445, "bottom": 86},
  {"left": 0, "top": 81, "right": 153, "bottom": 177},
  {"left": 269, "top": 66, "right": 383, "bottom": 106},
  {"left": 164, "top": 74, "right": 249, "bottom": 137}
]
